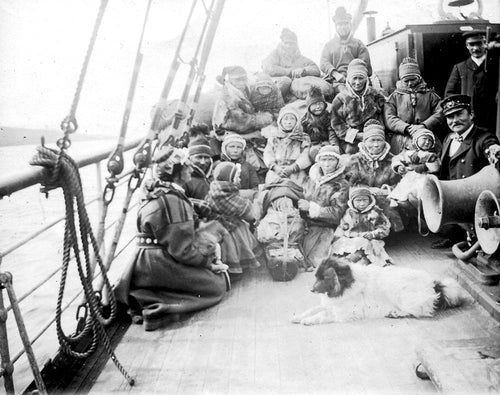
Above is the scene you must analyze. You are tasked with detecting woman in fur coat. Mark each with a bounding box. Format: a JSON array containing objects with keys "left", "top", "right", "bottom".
[
  {"left": 331, "top": 186, "right": 392, "bottom": 266},
  {"left": 384, "top": 57, "right": 443, "bottom": 154},
  {"left": 298, "top": 146, "right": 349, "bottom": 269},
  {"left": 344, "top": 119, "right": 404, "bottom": 232},
  {"left": 330, "top": 59, "right": 386, "bottom": 154},
  {"left": 206, "top": 162, "right": 261, "bottom": 280},
  {"left": 263, "top": 104, "right": 311, "bottom": 186}
]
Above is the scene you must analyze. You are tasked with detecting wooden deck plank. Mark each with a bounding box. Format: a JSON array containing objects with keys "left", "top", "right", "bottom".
[{"left": 89, "top": 231, "right": 500, "bottom": 394}]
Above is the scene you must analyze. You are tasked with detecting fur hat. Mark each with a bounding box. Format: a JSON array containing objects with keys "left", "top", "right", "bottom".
[
  {"left": 412, "top": 128, "right": 435, "bottom": 148},
  {"left": 153, "top": 145, "right": 190, "bottom": 179},
  {"left": 363, "top": 119, "right": 385, "bottom": 141},
  {"left": 188, "top": 135, "right": 213, "bottom": 157},
  {"left": 315, "top": 145, "right": 341, "bottom": 162},
  {"left": 332, "top": 6, "right": 352, "bottom": 23},
  {"left": 347, "top": 59, "right": 368, "bottom": 80},
  {"left": 213, "top": 162, "right": 241, "bottom": 183},
  {"left": 306, "top": 86, "right": 326, "bottom": 110},
  {"left": 349, "top": 186, "right": 373, "bottom": 201},
  {"left": 399, "top": 57, "right": 421, "bottom": 79},
  {"left": 222, "top": 133, "right": 246, "bottom": 153},
  {"left": 281, "top": 28, "right": 298, "bottom": 43},
  {"left": 216, "top": 65, "right": 247, "bottom": 85}
]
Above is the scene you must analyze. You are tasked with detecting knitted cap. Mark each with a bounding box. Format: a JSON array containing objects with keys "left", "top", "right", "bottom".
[
  {"left": 412, "top": 128, "right": 435, "bottom": 148},
  {"left": 363, "top": 119, "right": 385, "bottom": 141},
  {"left": 399, "top": 57, "right": 421, "bottom": 79},
  {"left": 306, "top": 86, "right": 326, "bottom": 109},
  {"left": 281, "top": 28, "right": 297, "bottom": 43},
  {"left": 349, "top": 186, "right": 372, "bottom": 201},
  {"left": 213, "top": 162, "right": 241, "bottom": 183},
  {"left": 222, "top": 133, "right": 246, "bottom": 152},
  {"left": 188, "top": 135, "right": 213, "bottom": 157},
  {"left": 332, "top": 6, "right": 352, "bottom": 23},
  {"left": 347, "top": 59, "right": 368, "bottom": 80},
  {"left": 315, "top": 145, "right": 341, "bottom": 162}
]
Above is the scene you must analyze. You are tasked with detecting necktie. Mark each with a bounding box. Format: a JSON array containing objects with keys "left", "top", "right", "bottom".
[{"left": 454, "top": 134, "right": 464, "bottom": 143}]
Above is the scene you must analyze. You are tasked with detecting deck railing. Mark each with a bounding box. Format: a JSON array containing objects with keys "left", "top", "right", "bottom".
[{"left": 0, "top": 136, "right": 143, "bottom": 394}]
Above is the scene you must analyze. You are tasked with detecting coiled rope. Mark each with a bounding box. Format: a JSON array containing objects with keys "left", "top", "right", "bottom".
[{"left": 30, "top": 146, "right": 134, "bottom": 385}]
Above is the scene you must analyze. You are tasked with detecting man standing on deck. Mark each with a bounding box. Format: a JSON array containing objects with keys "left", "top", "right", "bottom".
[
  {"left": 320, "top": 6, "right": 372, "bottom": 96},
  {"left": 444, "top": 30, "right": 499, "bottom": 134},
  {"left": 431, "top": 94, "right": 500, "bottom": 249}
]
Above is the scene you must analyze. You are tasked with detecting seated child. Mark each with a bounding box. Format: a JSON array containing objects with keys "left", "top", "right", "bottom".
[
  {"left": 301, "top": 87, "right": 340, "bottom": 161},
  {"left": 220, "top": 133, "right": 260, "bottom": 194},
  {"left": 206, "top": 162, "right": 262, "bottom": 280},
  {"left": 331, "top": 186, "right": 392, "bottom": 267},
  {"left": 263, "top": 105, "right": 311, "bottom": 186},
  {"left": 388, "top": 128, "right": 441, "bottom": 207}
]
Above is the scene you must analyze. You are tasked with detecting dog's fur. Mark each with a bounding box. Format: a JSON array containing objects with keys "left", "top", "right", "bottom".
[{"left": 292, "top": 257, "right": 472, "bottom": 325}]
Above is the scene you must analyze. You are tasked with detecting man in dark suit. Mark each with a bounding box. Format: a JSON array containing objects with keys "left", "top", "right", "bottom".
[
  {"left": 444, "top": 30, "right": 499, "bottom": 133},
  {"left": 431, "top": 94, "right": 500, "bottom": 248}
]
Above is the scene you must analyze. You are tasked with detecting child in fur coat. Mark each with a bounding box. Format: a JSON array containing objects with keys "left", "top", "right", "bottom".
[
  {"left": 263, "top": 105, "right": 311, "bottom": 186},
  {"left": 331, "top": 186, "right": 392, "bottom": 266},
  {"left": 206, "top": 162, "right": 261, "bottom": 280},
  {"left": 220, "top": 133, "right": 259, "bottom": 191},
  {"left": 301, "top": 87, "right": 340, "bottom": 161},
  {"left": 388, "top": 128, "right": 441, "bottom": 207}
]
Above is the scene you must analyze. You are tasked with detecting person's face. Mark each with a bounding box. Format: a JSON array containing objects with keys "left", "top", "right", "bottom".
[
  {"left": 335, "top": 21, "right": 351, "bottom": 38},
  {"left": 225, "top": 142, "right": 244, "bottom": 160},
  {"left": 349, "top": 75, "right": 367, "bottom": 92},
  {"left": 364, "top": 136, "right": 385, "bottom": 155},
  {"left": 445, "top": 109, "right": 473, "bottom": 134},
  {"left": 282, "top": 40, "right": 298, "bottom": 53},
  {"left": 466, "top": 38, "right": 487, "bottom": 58},
  {"left": 190, "top": 154, "right": 211, "bottom": 172},
  {"left": 257, "top": 85, "right": 272, "bottom": 96},
  {"left": 309, "top": 101, "right": 327, "bottom": 115},
  {"left": 402, "top": 75, "right": 421, "bottom": 89},
  {"left": 318, "top": 156, "right": 339, "bottom": 174},
  {"left": 281, "top": 113, "right": 297, "bottom": 131},
  {"left": 229, "top": 74, "right": 248, "bottom": 91},
  {"left": 352, "top": 195, "right": 371, "bottom": 211},
  {"left": 416, "top": 136, "right": 433, "bottom": 151}
]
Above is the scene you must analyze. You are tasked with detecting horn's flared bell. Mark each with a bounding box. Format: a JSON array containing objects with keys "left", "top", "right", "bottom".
[
  {"left": 475, "top": 190, "right": 500, "bottom": 254},
  {"left": 421, "top": 164, "right": 500, "bottom": 233}
]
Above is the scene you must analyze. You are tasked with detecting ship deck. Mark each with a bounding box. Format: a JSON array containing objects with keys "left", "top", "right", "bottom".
[{"left": 61, "top": 231, "right": 500, "bottom": 394}]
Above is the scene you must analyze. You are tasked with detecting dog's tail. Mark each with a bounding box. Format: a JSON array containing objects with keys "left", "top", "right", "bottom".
[{"left": 433, "top": 278, "right": 471, "bottom": 310}]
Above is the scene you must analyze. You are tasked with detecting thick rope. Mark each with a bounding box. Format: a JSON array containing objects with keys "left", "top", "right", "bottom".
[{"left": 30, "top": 146, "right": 134, "bottom": 385}]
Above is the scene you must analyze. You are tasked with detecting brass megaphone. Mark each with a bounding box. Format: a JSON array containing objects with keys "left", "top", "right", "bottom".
[
  {"left": 421, "top": 164, "right": 500, "bottom": 233},
  {"left": 475, "top": 190, "right": 500, "bottom": 254}
]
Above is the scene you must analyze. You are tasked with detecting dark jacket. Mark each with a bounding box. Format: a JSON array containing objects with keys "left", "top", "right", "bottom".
[
  {"left": 184, "top": 165, "right": 211, "bottom": 200},
  {"left": 439, "top": 125, "right": 499, "bottom": 180},
  {"left": 444, "top": 56, "right": 499, "bottom": 132}
]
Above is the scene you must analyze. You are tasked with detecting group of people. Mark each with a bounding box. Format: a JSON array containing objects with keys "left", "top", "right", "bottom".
[{"left": 115, "top": 7, "right": 500, "bottom": 331}]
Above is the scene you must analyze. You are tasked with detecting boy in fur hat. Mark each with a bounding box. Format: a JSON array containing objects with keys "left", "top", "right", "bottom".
[
  {"left": 299, "top": 145, "right": 349, "bottom": 269},
  {"left": 330, "top": 59, "right": 386, "bottom": 154},
  {"left": 331, "top": 186, "right": 392, "bottom": 267},
  {"left": 220, "top": 133, "right": 259, "bottom": 191},
  {"left": 301, "top": 86, "right": 340, "bottom": 161},
  {"left": 263, "top": 104, "right": 311, "bottom": 186},
  {"left": 384, "top": 57, "right": 443, "bottom": 154},
  {"left": 389, "top": 128, "right": 441, "bottom": 207},
  {"left": 206, "top": 162, "right": 261, "bottom": 280}
]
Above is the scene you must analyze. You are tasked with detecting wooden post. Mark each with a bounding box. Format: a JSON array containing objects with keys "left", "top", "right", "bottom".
[{"left": 0, "top": 282, "right": 15, "bottom": 395}]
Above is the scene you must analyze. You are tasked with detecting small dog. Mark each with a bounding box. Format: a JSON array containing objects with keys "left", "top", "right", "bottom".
[
  {"left": 292, "top": 257, "right": 471, "bottom": 325},
  {"left": 194, "top": 220, "right": 229, "bottom": 273}
]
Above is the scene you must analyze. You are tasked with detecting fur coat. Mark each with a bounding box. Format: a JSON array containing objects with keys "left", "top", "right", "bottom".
[
  {"left": 330, "top": 84, "right": 386, "bottom": 154},
  {"left": 344, "top": 142, "right": 404, "bottom": 232},
  {"left": 384, "top": 80, "right": 443, "bottom": 154}
]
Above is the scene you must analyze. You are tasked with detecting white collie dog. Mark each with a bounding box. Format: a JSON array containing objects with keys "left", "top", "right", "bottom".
[{"left": 292, "top": 257, "right": 471, "bottom": 325}]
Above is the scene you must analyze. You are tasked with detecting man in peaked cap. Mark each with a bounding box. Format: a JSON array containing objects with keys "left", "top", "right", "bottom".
[
  {"left": 320, "top": 6, "right": 372, "bottom": 91},
  {"left": 431, "top": 93, "right": 500, "bottom": 249},
  {"left": 445, "top": 29, "right": 499, "bottom": 133}
]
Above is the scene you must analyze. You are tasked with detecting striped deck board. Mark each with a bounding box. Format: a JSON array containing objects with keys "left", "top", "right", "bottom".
[{"left": 88, "top": 232, "right": 500, "bottom": 394}]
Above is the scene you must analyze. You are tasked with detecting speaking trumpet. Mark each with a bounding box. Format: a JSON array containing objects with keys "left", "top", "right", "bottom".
[
  {"left": 421, "top": 164, "right": 500, "bottom": 233},
  {"left": 475, "top": 190, "right": 500, "bottom": 254}
]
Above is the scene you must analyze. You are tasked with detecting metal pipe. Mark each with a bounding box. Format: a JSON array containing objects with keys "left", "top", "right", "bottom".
[{"left": 0, "top": 136, "right": 142, "bottom": 198}]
